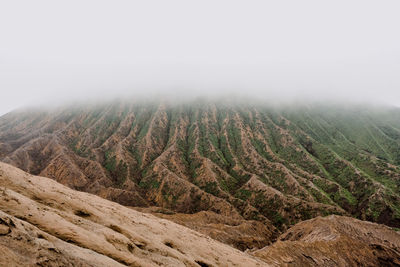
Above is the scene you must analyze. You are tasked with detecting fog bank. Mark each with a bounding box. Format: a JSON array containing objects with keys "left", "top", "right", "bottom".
[{"left": 1, "top": 1, "right": 400, "bottom": 115}]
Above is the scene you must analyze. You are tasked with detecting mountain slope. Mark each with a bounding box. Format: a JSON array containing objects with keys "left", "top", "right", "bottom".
[
  {"left": 0, "top": 99, "right": 399, "bottom": 232},
  {"left": 0, "top": 162, "right": 264, "bottom": 266}
]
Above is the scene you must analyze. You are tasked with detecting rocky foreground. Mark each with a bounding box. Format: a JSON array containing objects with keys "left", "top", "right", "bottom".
[
  {"left": 0, "top": 162, "right": 263, "bottom": 266},
  {"left": 1, "top": 162, "right": 400, "bottom": 266}
]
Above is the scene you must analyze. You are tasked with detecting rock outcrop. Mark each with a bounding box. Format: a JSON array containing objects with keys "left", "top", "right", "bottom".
[{"left": 253, "top": 215, "right": 400, "bottom": 266}]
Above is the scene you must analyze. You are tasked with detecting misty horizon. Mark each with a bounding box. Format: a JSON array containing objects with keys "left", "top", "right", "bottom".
[{"left": 1, "top": 1, "right": 400, "bottom": 115}]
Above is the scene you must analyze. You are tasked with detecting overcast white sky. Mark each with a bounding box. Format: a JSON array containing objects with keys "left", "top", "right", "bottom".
[{"left": 1, "top": 0, "right": 400, "bottom": 115}]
